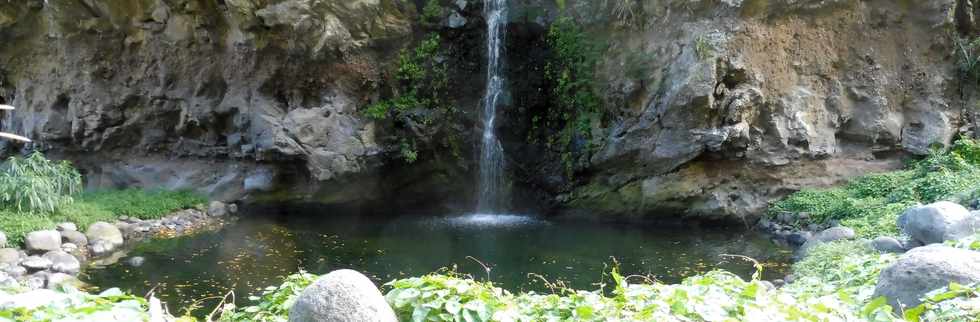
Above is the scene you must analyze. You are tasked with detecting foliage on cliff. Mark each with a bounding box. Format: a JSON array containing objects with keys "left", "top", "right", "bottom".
[
  {"left": 527, "top": 16, "right": 603, "bottom": 176},
  {"left": 770, "top": 139, "right": 980, "bottom": 237},
  {"left": 365, "top": 32, "right": 461, "bottom": 164}
]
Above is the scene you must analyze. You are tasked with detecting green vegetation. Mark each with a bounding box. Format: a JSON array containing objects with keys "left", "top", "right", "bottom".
[
  {"left": 0, "top": 152, "right": 82, "bottom": 213},
  {"left": 215, "top": 243, "right": 969, "bottom": 322},
  {"left": 365, "top": 32, "right": 461, "bottom": 163},
  {"left": 217, "top": 271, "right": 317, "bottom": 322},
  {"left": 533, "top": 16, "right": 603, "bottom": 176},
  {"left": 420, "top": 0, "right": 444, "bottom": 25},
  {"left": 0, "top": 189, "right": 205, "bottom": 246},
  {"left": 769, "top": 139, "right": 980, "bottom": 237},
  {"left": 0, "top": 286, "right": 183, "bottom": 322}
]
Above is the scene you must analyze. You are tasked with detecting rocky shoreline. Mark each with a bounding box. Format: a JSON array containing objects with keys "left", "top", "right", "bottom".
[{"left": 0, "top": 201, "right": 236, "bottom": 291}]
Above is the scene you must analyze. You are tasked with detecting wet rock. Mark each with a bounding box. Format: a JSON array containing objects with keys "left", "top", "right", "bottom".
[
  {"left": 875, "top": 245, "right": 980, "bottom": 310},
  {"left": 787, "top": 232, "right": 811, "bottom": 246},
  {"left": 898, "top": 202, "right": 974, "bottom": 245},
  {"left": 43, "top": 250, "right": 80, "bottom": 275},
  {"left": 56, "top": 222, "right": 77, "bottom": 232},
  {"left": 20, "top": 255, "right": 52, "bottom": 271},
  {"left": 288, "top": 269, "right": 397, "bottom": 322},
  {"left": 86, "top": 222, "right": 124, "bottom": 247},
  {"left": 61, "top": 230, "right": 88, "bottom": 246},
  {"left": 903, "top": 238, "right": 925, "bottom": 251},
  {"left": 25, "top": 230, "right": 62, "bottom": 253},
  {"left": 872, "top": 237, "right": 905, "bottom": 254}
]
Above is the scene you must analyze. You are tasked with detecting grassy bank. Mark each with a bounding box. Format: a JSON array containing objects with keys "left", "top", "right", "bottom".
[
  {"left": 0, "top": 189, "right": 206, "bottom": 246},
  {"left": 769, "top": 139, "right": 980, "bottom": 237}
]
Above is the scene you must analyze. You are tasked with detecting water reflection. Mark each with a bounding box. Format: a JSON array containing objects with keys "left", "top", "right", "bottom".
[{"left": 84, "top": 208, "right": 791, "bottom": 316}]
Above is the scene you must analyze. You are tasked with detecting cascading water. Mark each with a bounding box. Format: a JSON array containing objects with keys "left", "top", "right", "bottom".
[{"left": 476, "top": 0, "right": 508, "bottom": 214}]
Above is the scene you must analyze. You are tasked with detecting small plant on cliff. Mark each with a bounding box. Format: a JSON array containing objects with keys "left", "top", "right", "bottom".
[
  {"left": 364, "top": 32, "right": 462, "bottom": 164},
  {"left": 0, "top": 152, "right": 82, "bottom": 213},
  {"left": 536, "top": 16, "right": 603, "bottom": 176}
]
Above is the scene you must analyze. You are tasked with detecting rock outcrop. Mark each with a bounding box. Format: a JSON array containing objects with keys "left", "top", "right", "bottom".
[
  {"left": 0, "top": 0, "right": 416, "bottom": 204},
  {"left": 508, "top": 0, "right": 972, "bottom": 219}
]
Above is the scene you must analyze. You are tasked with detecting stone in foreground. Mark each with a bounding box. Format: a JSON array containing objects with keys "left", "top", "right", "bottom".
[
  {"left": 288, "top": 269, "right": 397, "bottom": 322},
  {"left": 43, "top": 250, "right": 80, "bottom": 275},
  {"left": 25, "top": 230, "right": 62, "bottom": 253},
  {"left": 898, "top": 202, "right": 975, "bottom": 245},
  {"left": 86, "top": 222, "right": 124, "bottom": 247},
  {"left": 874, "top": 244, "right": 980, "bottom": 310}
]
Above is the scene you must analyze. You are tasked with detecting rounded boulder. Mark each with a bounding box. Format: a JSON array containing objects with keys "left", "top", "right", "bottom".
[
  {"left": 898, "top": 202, "right": 974, "bottom": 245},
  {"left": 25, "top": 230, "right": 62, "bottom": 253},
  {"left": 85, "top": 222, "right": 124, "bottom": 247},
  {"left": 874, "top": 244, "right": 980, "bottom": 310},
  {"left": 288, "top": 269, "right": 396, "bottom": 322}
]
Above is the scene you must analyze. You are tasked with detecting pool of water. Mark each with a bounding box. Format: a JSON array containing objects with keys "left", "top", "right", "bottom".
[{"left": 82, "top": 205, "right": 792, "bottom": 316}]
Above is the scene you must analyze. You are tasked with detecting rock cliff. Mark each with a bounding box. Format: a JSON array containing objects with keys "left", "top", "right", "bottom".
[{"left": 0, "top": 0, "right": 976, "bottom": 220}]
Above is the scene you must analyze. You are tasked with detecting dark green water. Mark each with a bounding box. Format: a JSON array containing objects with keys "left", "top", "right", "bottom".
[{"left": 83, "top": 206, "right": 792, "bottom": 315}]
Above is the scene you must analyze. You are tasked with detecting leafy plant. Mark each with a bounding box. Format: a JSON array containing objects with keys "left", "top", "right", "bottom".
[
  {"left": 364, "top": 33, "right": 461, "bottom": 164},
  {"left": 218, "top": 271, "right": 318, "bottom": 322},
  {"left": 537, "top": 16, "right": 603, "bottom": 176},
  {"left": 0, "top": 152, "right": 82, "bottom": 213}
]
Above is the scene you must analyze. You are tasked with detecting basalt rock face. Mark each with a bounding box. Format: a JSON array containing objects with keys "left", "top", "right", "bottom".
[
  {"left": 0, "top": 0, "right": 419, "bottom": 203},
  {"left": 0, "top": 0, "right": 975, "bottom": 220},
  {"left": 506, "top": 0, "right": 972, "bottom": 220}
]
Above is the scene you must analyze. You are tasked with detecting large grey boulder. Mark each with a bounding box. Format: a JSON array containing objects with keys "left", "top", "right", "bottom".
[
  {"left": 85, "top": 222, "right": 124, "bottom": 247},
  {"left": 288, "top": 269, "right": 397, "bottom": 322},
  {"left": 898, "top": 202, "right": 975, "bottom": 245},
  {"left": 874, "top": 245, "right": 980, "bottom": 310},
  {"left": 43, "top": 250, "right": 80, "bottom": 275},
  {"left": 25, "top": 230, "right": 62, "bottom": 253}
]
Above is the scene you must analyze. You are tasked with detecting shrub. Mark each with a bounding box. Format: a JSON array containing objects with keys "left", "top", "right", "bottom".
[
  {"left": 0, "top": 152, "right": 82, "bottom": 213},
  {"left": 770, "top": 139, "right": 980, "bottom": 237}
]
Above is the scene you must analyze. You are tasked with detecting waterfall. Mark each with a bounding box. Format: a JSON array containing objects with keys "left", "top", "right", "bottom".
[{"left": 476, "top": 0, "right": 508, "bottom": 213}]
